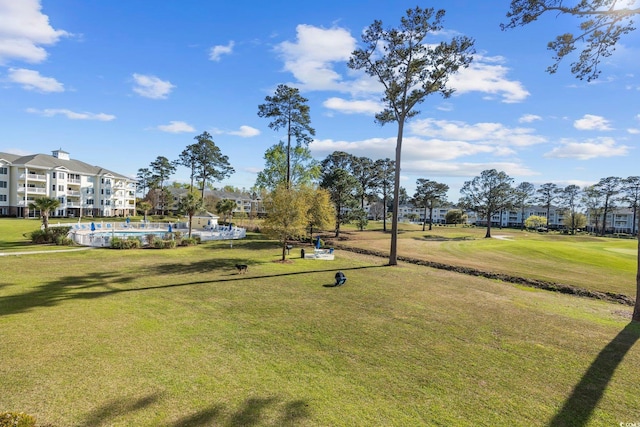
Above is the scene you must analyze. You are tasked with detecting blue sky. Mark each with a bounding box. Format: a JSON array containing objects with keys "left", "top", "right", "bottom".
[{"left": 1, "top": 0, "right": 638, "bottom": 199}]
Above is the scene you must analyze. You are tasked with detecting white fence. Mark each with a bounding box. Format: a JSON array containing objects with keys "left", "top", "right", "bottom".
[{"left": 50, "top": 221, "right": 246, "bottom": 248}]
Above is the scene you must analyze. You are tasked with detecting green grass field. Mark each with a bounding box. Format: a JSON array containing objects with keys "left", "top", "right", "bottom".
[
  {"left": 337, "top": 222, "right": 638, "bottom": 298},
  {"left": 1, "top": 218, "right": 639, "bottom": 426}
]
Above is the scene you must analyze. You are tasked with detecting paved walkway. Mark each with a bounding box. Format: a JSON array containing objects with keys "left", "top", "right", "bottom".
[{"left": 0, "top": 247, "right": 95, "bottom": 256}]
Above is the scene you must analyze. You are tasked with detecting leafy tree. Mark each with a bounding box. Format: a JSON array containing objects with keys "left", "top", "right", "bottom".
[
  {"left": 262, "top": 185, "right": 309, "bottom": 261},
  {"left": 558, "top": 184, "right": 582, "bottom": 234},
  {"left": 582, "top": 185, "right": 605, "bottom": 234},
  {"left": 255, "top": 141, "right": 320, "bottom": 190},
  {"left": 535, "top": 183, "right": 560, "bottom": 229},
  {"left": 351, "top": 208, "right": 369, "bottom": 231},
  {"left": 563, "top": 212, "right": 587, "bottom": 232},
  {"left": 149, "top": 156, "right": 176, "bottom": 215},
  {"left": 177, "top": 192, "right": 205, "bottom": 238},
  {"left": 502, "top": 0, "right": 639, "bottom": 81},
  {"left": 175, "top": 143, "right": 199, "bottom": 191},
  {"left": 525, "top": 215, "right": 547, "bottom": 230},
  {"left": 28, "top": 197, "right": 61, "bottom": 232},
  {"left": 191, "top": 132, "right": 235, "bottom": 198},
  {"left": 320, "top": 166, "right": 360, "bottom": 238},
  {"left": 300, "top": 186, "right": 335, "bottom": 243},
  {"left": 258, "top": 84, "right": 315, "bottom": 188},
  {"left": 215, "top": 199, "right": 236, "bottom": 225},
  {"left": 349, "top": 6, "right": 474, "bottom": 265},
  {"left": 513, "top": 182, "right": 536, "bottom": 230},
  {"left": 459, "top": 169, "right": 514, "bottom": 238},
  {"left": 373, "top": 158, "right": 395, "bottom": 232},
  {"left": 621, "top": 176, "right": 640, "bottom": 235},
  {"left": 136, "top": 167, "right": 154, "bottom": 197},
  {"left": 350, "top": 156, "right": 378, "bottom": 210},
  {"left": 412, "top": 179, "right": 449, "bottom": 231},
  {"left": 595, "top": 176, "right": 621, "bottom": 235},
  {"left": 445, "top": 209, "right": 466, "bottom": 225}
]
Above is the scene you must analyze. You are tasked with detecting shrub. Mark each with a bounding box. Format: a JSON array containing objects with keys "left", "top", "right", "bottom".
[
  {"left": 163, "top": 239, "right": 176, "bottom": 249},
  {"left": 179, "top": 237, "right": 199, "bottom": 246},
  {"left": 55, "top": 235, "right": 74, "bottom": 246},
  {"left": 0, "top": 412, "right": 37, "bottom": 427},
  {"left": 29, "top": 229, "right": 50, "bottom": 244}
]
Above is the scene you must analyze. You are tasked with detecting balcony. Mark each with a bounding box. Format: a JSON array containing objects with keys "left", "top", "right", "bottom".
[
  {"left": 68, "top": 179, "right": 81, "bottom": 185},
  {"left": 19, "top": 187, "right": 47, "bottom": 194},
  {"left": 20, "top": 173, "right": 46, "bottom": 181},
  {"left": 67, "top": 190, "right": 81, "bottom": 197}
]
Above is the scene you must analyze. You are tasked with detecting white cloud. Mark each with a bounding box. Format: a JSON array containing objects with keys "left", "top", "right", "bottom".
[
  {"left": 448, "top": 55, "right": 529, "bottom": 103},
  {"left": 276, "top": 24, "right": 356, "bottom": 91},
  {"left": 228, "top": 125, "right": 260, "bottom": 137},
  {"left": 544, "top": 137, "right": 630, "bottom": 159},
  {"left": 211, "top": 125, "right": 260, "bottom": 137},
  {"left": 519, "top": 114, "right": 542, "bottom": 123},
  {"left": 401, "top": 160, "right": 537, "bottom": 178},
  {"left": 408, "top": 118, "right": 547, "bottom": 147},
  {"left": 323, "top": 97, "right": 381, "bottom": 115},
  {"left": 0, "top": 0, "right": 69, "bottom": 64},
  {"left": 157, "top": 121, "right": 195, "bottom": 133},
  {"left": 26, "top": 108, "right": 115, "bottom": 121},
  {"left": 573, "top": 114, "right": 613, "bottom": 131},
  {"left": 8, "top": 68, "right": 63, "bottom": 92},
  {"left": 132, "top": 73, "right": 175, "bottom": 99},
  {"left": 628, "top": 128, "right": 640, "bottom": 134},
  {"left": 209, "top": 41, "right": 234, "bottom": 61}
]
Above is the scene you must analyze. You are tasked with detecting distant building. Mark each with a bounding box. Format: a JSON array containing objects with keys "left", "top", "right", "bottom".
[{"left": 0, "top": 149, "right": 136, "bottom": 218}]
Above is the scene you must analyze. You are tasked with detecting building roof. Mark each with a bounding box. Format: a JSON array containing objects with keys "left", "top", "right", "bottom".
[{"left": 0, "top": 151, "right": 133, "bottom": 181}]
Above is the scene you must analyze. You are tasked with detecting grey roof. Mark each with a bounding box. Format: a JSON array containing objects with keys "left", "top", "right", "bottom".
[{"left": 0, "top": 151, "right": 133, "bottom": 181}]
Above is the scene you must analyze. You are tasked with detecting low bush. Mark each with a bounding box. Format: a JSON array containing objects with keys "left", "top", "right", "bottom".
[
  {"left": 110, "top": 237, "right": 142, "bottom": 249},
  {"left": 29, "top": 227, "right": 72, "bottom": 245},
  {"left": 179, "top": 237, "right": 199, "bottom": 246},
  {"left": 0, "top": 411, "right": 36, "bottom": 427}
]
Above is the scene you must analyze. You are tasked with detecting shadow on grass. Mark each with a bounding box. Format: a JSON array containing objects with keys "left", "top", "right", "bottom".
[
  {"left": 78, "top": 393, "right": 161, "bottom": 427},
  {"left": 0, "top": 262, "right": 384, "bottom": 317},
  {"left": 548, "top": 322, "right": 640, "bottom": 426}
]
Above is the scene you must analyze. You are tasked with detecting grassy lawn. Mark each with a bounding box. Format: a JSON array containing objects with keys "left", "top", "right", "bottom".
[
  {"left": 337, "top": 222, "right": 638, "bottom": 298},
  {"left": 1, "top": 219, "right": 639, "bottom": 426}
]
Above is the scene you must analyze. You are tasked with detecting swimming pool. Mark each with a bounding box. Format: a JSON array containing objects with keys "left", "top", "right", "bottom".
[{"left": 66, "top": 222, "right": 246, "bottom": 247}]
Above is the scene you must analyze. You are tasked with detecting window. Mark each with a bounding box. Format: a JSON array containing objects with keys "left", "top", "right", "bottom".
[
  {"left": 86, "top": 199, "right": 94, "bottom": 205},
  {"left": 59, "top": 173, "right": 65, "bottom": 179},
  {"left": 58, "top": 185, "right": 64, "bottom": 191},
  {"left": 0, "top": 181, "right": 6, "bottom": 188},
  {"left": 0, "top": 167, "right": 7, "bottom": 175},
  {"left": 52, "top": 185, "right": 56, "bottom": 191},
  {"left": 52, "top": 172, "right": 56, "bottom": 178},
  {"left": 106, "top": 189, "right": 111, "bottom": 195},
  {"left": 58, "top": 197, "right": 64, "bottom": 203},
  {"left": 0, "top": 195, "right": 7, "bottom": 202},
  {"left": 105, "top": 200, "right": 111, "bottom": 206}
]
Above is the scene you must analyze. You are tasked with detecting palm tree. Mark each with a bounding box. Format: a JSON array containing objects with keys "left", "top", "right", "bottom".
[
  {"left": 177, "top": 193, "right": 204, "bottom": 238},
  {"left": 215, "top": 199, "right": 236, "bottom": 226},
  {"left": 28, "top": 197, "right": 61, "bottom": 232},
  {"left": 137, "top": 200, "right": 153, "bottom": 222}
]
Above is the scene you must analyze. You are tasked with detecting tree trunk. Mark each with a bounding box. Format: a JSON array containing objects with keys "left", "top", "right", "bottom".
[
  {"left": 188, "top": 214, "right": 193, "bottom": 238},
  {"left": 282, "top": 240, "right": 287, "bottom": 261},
  {"left": 485, "top": 210, "right": 492, "bottom": 238},
  {"left": 422, "top": 206, "right": 427, "bottom": 231},
  {"left": 428, "top": 206, "right": 434, "bottom": 231},
  {"left": 633, "top": 229, "right": 640, "bottom": 322},
  {"left": 383, "top": 194, "right": 388, "bottom": 232},
  {"left": 389, "top": 119, "right": 404, "bottom": 266}
]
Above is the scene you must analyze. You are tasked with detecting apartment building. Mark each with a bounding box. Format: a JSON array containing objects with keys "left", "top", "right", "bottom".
[{"left": 0, "top": 149, "right": 136, "bottom": 218}]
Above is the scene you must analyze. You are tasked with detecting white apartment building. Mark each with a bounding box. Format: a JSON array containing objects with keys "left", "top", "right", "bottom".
[
  {"left": 586, "top": 208, "right": 639, "bottom": 234},
  {"left": 0, "top": 149, "right": 136, "bottom": 218}
]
